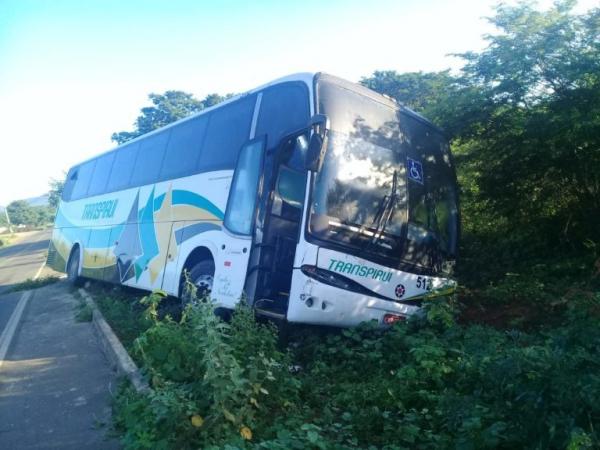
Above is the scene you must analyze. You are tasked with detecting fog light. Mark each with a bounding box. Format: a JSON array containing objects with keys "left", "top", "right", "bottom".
[{"left": 383, "top": 313, "right": 406, "bottom": 325}]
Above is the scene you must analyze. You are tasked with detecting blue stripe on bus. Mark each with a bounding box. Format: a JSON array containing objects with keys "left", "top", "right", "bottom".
[
  {"left": 172, "top": 190, "right": 224, "bottom": 220},
  {"left": 154, "top": 193, "right": 165, "bottom": 211},
  {"left": 54, "top": 189, "right": 223, "bottom": 256},
  {"left": 135, "top": 188, "right": 160, "bottom": 280},
  {"left": 175, "top": 222, "right": 221, "bottom": 245},
  {"left": 54, "top": 209, "right": 126, "bottom": 248}
]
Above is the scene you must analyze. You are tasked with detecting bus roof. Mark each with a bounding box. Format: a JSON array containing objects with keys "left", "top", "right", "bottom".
[
  {"left": 70, "top": 72, "right": 317, "bottom": 170},
  {"left": 68, "top": 71, "right": 445, "bottom": 170}
]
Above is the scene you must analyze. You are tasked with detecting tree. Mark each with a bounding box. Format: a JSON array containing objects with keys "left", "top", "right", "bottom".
[
  {"left": 5, "top": 201, "right": 55, "bottom": 227},
  {"left": 6, "top": 200, "right": 35, "bottom": 226},
  {"left": 360, "top": 69, "right": 492, "bottom": 140},
  {"left": 0, "top": 209, "right": 7, "bottom": 226},
  {"left": 361, "top": 1, "right": 600, "bottom": 278},
  {"left": 361, "top": 70, "right": 456, "bottom": 116},
  {"left": 454, "top": 1, "right": 600, "bottom": 249},
  {"left": 48, "top": 177, "right": 64, "bottom": 209},
  {"left": 112, "top": 91, "right": 232, "bottom": 144}
]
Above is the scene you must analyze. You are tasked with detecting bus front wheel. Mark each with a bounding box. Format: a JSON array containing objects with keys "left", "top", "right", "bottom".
[{"left": 181, "top": 259, "right": 214, "bottom": 306}]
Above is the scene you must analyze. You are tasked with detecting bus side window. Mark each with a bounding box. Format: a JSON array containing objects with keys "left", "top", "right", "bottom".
[
  {"left": 87, "top": 152, "right": 116, "bottom": 197},
  {"left": 62, "top": 168, "right": 78, "bottom": 201},
  {"left": 277, "top": 166, "right": 305, "bottom": 209},
  {"left": 160, "top": 115, "right": 208, "bottom": 180},
  {"left": 256, "top": 83, "right": 310, "bottom": 150},
  {"left": 71, "top": 159, "right": 96, "bottom": 200},
  {"left": 130, "top": 130, "right": 169, "bottom": 187},
  {"left": 107, "top": 142, "right": 139, "bottom": 192},
  {"left": 199, "top": 95, "right": 255, "bottom": 172}
]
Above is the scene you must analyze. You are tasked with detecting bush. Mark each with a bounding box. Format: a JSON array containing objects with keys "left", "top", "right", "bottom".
[
  {"left": 115, "top": 292, "right": 299, "bottom": 449},
  {"left": 112, "top": 291, "right": 600, "bottom": 449}
]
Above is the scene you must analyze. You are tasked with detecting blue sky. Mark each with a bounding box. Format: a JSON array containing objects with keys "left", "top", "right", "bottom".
[{"left": 0, "top": 0, "right": 594, "bottom": 206}]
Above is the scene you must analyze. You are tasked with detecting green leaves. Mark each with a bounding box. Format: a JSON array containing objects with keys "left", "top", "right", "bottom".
[
  {"left": 111, "top": 91, "right": 233, "bottom": 144},
  {"left": 362, "top": 2, "right": 600, "bottom": 277},
  {"left": 113, "top": 287, "right": 600, "bottom": 449}
]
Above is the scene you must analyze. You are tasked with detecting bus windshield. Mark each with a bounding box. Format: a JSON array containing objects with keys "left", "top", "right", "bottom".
[
  {"left": 309, "top": 78, "right": 408, "bottom": 259},
  {"left": 309, "top": 130, "right": 407, "bottom": 256},
  {"left": 308, "top": 75, "right": 458, "bottom": 270}
]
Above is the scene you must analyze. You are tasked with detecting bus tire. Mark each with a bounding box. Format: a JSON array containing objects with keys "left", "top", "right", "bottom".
[
  {"left": 181, "top": 259, "right": 215, "bottom": 306},
  {"left": 67, "top": 246, "right": 84, "bottom": 287}
]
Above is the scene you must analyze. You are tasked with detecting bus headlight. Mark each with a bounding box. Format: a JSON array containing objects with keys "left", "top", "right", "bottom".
[{"left": 301, "top": 265, "right": 353, "bottom": 291}]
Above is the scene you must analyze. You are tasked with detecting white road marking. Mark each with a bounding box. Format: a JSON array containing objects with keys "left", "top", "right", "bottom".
[
  {"left": 33, "top": 259, "right": 46, "bottom": 280},
  {"left": 0, "top": 259, "right": 47, "bottom": 370}
]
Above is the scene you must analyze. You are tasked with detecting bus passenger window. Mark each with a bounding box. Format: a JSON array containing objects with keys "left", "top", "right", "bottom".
[
  {"left": 256, "top": 83, "right": 310, "bottom": 150},
  {"left": 200, "top": 95, "right": 255, "bottom": 171},
  {"left": 62, "top": 169, "right": 77, "bottom": 201},
  {"left": 130, "top": 131, "right": 169, "bottom": 187},
  {"left": 107, "top": 143, "right": 139, "bottom": 192},
  {"left": 277, "top": 166, "right": 305, "bottom": 208},
  {"left": 71, "top": 160, "right": 96, "bottom": 200},
  {"left": 88, "top": 152, "right": 115, "bottom": 197},
  {"left": 160, "top": 115, "right": 208, "bottom": 179}
]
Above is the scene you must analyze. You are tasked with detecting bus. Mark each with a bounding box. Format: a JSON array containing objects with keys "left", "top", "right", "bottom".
[{"left": 47, "top": 73, "right": 459, "bottom": 327}]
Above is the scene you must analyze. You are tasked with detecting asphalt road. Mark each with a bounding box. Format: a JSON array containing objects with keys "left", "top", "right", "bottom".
[
  {"left": 0, "top": 229, "right": 54, "bottom": 334},
  {"left": 0, "top": 281, "right": 119, "bottom": 449}
]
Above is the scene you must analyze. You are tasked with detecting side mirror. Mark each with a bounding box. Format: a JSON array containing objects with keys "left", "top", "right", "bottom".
[
  {"left": 310, "top": 114, "right": 330, "bottom": 133},
  {"left": 305, "top": 114, "right": 329, "bottom": 172}
]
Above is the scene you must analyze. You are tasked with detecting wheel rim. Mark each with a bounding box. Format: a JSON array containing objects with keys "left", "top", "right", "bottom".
[{"left": 194, "top": 274, "right": 213, "bottom": 297}]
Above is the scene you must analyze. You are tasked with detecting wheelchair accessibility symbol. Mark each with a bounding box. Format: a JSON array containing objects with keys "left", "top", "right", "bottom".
[{"left": 407, "top": 157, "right": 424, "bottom": 184}]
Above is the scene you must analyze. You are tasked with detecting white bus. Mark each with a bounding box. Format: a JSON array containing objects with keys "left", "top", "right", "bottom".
[{"left": 47, "top": 73, "right": 459, "bottom": 327}]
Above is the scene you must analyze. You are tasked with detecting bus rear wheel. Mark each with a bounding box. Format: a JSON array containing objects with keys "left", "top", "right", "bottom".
[{"left": 67, "top": 247, "right": 84, "bottom": 287}]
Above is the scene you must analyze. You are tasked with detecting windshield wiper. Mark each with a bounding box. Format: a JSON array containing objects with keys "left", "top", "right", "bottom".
[
  {"left": 361, "top": 170, "right": 398, "bottom": 252},
  {"left": 374, "top": 169, "right": 398, "bottom": 242}
]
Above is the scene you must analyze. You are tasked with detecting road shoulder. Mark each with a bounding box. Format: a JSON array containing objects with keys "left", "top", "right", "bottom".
[{"left": 0, "top": 281, "right": 120, "bottom": 449}]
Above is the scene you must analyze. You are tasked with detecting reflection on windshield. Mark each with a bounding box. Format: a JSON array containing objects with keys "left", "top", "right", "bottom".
[
  {"left": 405, "top": 129, "right": 458, "bottom": 258},
  {"left": 310, "top": 74, "right": 459, "bottom": 272},
  {"left": 310, "top": 131, "right": 407, "bottom": 253}
]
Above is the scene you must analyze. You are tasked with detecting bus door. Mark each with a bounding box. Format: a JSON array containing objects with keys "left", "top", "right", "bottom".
[{"left": 247, "top": 132, "right": 308, "bottom": 317}]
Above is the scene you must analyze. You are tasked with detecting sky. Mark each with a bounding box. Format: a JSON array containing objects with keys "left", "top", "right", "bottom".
[{"left": 0, "top": 0, "right": 596, "bottom": 206}]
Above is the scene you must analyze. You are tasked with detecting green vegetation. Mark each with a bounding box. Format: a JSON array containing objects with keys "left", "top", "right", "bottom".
[
  {"left": 74, "top": 300, "right": 93, "bottom": 322},
  {"left": 48, "top": 178, "right": 64, "bottom": 210},
  {"left": 111, "top": 287, "right": 600, "bottom": 449},
  {"left": 362, "top": 1, "right": 600, "bottom": 288},
  {"left": 4, "top": 200, "right": 55, "bottom": 228},
  {"left": 84, "top": 282, "right": 153, "bottom": 354},
  {"left": 9, "top": 275, "right": 60, "bottom": 293},
  {"left": 0, "top": 234, "right": 13, "bottom": 247},
  {"left": 2, "top": 177, "right": 63, "bottom": 229},
  {"left": 101, "top": 2, "right": 600, "bottom": 448}
]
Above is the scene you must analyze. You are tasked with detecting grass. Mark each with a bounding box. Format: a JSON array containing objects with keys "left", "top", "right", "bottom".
[
  {"left": 0, "top": 229, "right": 50, "bottom": 249},
  {"left": 83, "top": 281, "right": 152, "bottom": 355},
  {"left": 0, "top": 233, "right": 16, "bottom": 248},
  {"left": 74, "top": 301, "right": 93, "bottom": 322},
  {"left": 9, "top": 275, "right": 60, "bottom": 292}
]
